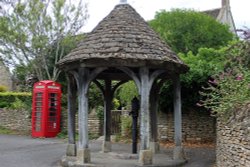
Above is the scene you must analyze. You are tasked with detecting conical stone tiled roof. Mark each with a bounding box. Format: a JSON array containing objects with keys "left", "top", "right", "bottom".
[{"left": 58, "top": 4, "right": 188, "bottom": 72}]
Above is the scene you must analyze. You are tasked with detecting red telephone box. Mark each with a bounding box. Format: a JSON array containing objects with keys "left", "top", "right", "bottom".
[{"left": 31, "top": 80, "right": 61, "bottom": 138}]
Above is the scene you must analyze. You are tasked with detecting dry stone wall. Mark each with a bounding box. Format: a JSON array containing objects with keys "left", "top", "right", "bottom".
[
  {"left": 0, "top": 108, "right": 102, "bottom": 136},
  {"left": 0, "top": 109, "right": 31, "bottom": 134},
  {"left": 61, "top": 109, "right": 103, "bottom": 136},
  {"left": 216, "top": 104, "right": 250, "bottom": 167},
  {"left": 88, "top": 114, "right": 102, "bottom": 136},
  {"left": 158, "top": 109, "right": 216, "bottom": 142},
  {"left": 0, "top": 107, "right": 216, "bottom": 143}
]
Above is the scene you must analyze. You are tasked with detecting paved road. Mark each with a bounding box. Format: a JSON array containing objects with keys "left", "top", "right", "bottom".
[
  {"left": 0, "top": 134, "right": 65, "bottom": 167},
  {"left": 184, "top": 147, "right": 215, "bottom": 167},
  {"left": 0, "top": 134, "right": 215, "bottom": 167}
]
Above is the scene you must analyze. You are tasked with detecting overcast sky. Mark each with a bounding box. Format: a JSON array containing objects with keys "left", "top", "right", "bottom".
[{"left": 82, "top": 0, "right": 250, "bottom": 32}]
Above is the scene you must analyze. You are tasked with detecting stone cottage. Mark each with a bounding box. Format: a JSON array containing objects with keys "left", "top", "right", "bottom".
[
  {"left": 204, "top": 0, "right": 236, "bottom": 34},
  {"left": 0, "top": 59, "right": 13, "bottom": 91}
]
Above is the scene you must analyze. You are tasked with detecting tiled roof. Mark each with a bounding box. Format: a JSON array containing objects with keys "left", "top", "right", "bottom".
[{"left": 58, "top": 4, "right": 188, "bottom": 72}]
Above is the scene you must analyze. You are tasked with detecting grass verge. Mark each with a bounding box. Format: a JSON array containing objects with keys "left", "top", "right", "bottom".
[{"left": 0, "top": 126, "right": 16, "bottom": 135}]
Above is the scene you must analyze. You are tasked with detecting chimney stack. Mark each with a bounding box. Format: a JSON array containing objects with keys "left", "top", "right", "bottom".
[{"left": 222, "top": 0, "right": 230, "bottom": 7}]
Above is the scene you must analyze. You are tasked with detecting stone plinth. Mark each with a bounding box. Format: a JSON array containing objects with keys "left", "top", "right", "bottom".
[
  {"left": 66, "top": 144, "right": 77, "bottom": 156},
  {"left": 173, "top": 146, "right": 185, "bottom": 160},
  {"left": 77, "top": 148, "right": 91, "bottom": 164},
  {"left": 150, "top": 142, "right": 160, "bottom": 154},
  {"left": 102, "top": 141, "right": 112, "bottom": 153},
  {"left": 139, "top": 150, "right": 153, "bottom": 165}
]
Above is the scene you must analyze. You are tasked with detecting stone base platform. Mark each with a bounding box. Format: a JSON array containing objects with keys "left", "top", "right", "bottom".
[{"left": 61, "top": 152, "right": 187, "bottom": 167}]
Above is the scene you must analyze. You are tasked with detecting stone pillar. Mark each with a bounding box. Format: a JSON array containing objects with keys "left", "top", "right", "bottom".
[
  {"left": 138, "top": 67, "right": 153, "bottom": 165},
  {"left": 173, "top": 75, "right": 185, "bottom": 160},
  {"left": 66, "top": 74, "right": 77, "bottom": 156},
  {"left": 102, "top": 79, "right": 112, "bottom": 152}
]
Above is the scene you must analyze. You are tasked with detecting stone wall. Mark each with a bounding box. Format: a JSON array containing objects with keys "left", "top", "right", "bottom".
[
  {"left": 0, "top": 109, "right": 31, "bottom": 134},
  {"left": 0, "top": 108, "right": 102, "bottom": 136},
  {"left": 158, "top": 109, "right": 216, "bottom": 142},
  {"left": 61, "top": 109, "right": 103, "bottom": 136},
  {"left": 88, "top": 113, "right": 102, "bottom": 136},
  {"left": 0, "top": 107, "right": 216, "bottom": 143},
  {"left": 44, "top": 108, "right": 217, "bottom": 142},
  {"left": 216, "top": 104, "right": 250, "bottom": 167},
  {"left": 0, "top": 60, "right": 13, "bottom": 91}
]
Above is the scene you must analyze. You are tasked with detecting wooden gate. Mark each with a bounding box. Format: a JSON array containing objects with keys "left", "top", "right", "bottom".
[{"left": 111, "top": 110, "right": 122, "bottom": 134}]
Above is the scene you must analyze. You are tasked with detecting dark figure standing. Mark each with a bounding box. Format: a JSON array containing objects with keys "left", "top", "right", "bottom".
[{"left": 130, "top": 97, "right": 139, "bottom": 154}]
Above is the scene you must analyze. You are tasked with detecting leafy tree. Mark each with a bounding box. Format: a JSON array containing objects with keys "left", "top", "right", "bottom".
[
  {"left": 116, "top": 81, "right": 138, "bottom": 108},
  {"left": 179, "top": 47, "right": 228, "bottom": 85},
  {"left": 12, "top": 63, "right": 33, "bottom": 91},
  {"left": 159, "top": 46, "right": 229, "bottom": 111},
  {"left": 149, "top": 9, "right": 237, "bottom": 111},
  {"left": 11, "top": 34, "right": 84, "bottom": 91},
  {"left": 89, "top": 82, "right": 103, "bottom": 110},
  {"left": 180, "top": 47, "right": 229, "bottom": 108},
  {"left": 149, "top": 9, "right": 234, "bottom": 54},
  {"left": 0, "top": 0, "right": 88, "bottom": 80}
]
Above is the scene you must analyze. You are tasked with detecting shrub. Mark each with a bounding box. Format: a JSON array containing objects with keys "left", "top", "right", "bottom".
[
  {"left": 9, "top": 97, "right": 28, "bottom": 110},
  {"left": 200, "top": 41, "right": 250, "bottom": 121},
  {"left": 0, "top": 85, "right": 7, "bottom": 92},
  {"left": 96, "top": 105, "right": 104, "bottom": 121},
  {"left": 0, "top": 92, "right": 32, "bottom": 109},
  {"left": 117, "top": 81, "right": 138, "bottom": 108},
  {"left": 200, "top": 67, "right": 250, "bottom": 120},
  {"left": 121, "top": 116, "right": 132, "bottom": 138},
  {"left": 112, "top": 98, "right": 120, "bottom": 110},
  {"left": 0, "top": 101, "right": 8, "bottom": 108}
]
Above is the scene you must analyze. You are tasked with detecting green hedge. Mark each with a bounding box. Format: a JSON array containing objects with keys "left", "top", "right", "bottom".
[{"left": 0, "top": 92, "right": 32, "bottom": 109}]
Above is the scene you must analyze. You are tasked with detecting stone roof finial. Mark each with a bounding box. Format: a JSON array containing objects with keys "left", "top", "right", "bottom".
[{"left": 120, "top": 0, "right": 127, "bottom": 4}]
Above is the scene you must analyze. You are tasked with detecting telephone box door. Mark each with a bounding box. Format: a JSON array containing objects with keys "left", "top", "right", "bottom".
[
  {"left": 32, "top": 92, "right": 44, "bottom": 137},
  {"left": 46, "top": 91, "right": 61, "bottom": 136}
]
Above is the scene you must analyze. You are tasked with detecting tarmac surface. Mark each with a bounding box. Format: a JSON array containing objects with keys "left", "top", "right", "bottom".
[{"left": 0, "top": 134, "right": 215, "bottom": 167}]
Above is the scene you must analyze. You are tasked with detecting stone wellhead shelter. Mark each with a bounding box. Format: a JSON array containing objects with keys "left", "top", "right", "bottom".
[
  {"left": 57, "top": 1, "right": 188, "bottom": 166},
  {"left": 56, "top": 0, "right": 240, "bottom": 166},
  {"left": 0, "top": 0, "right": 243, "bottom": 166}
]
